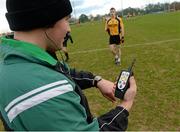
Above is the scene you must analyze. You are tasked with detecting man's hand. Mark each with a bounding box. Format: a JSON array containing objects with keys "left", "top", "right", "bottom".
[
  {"left": 123, "top": 76, "right": 137, "bottom": 101},
  {"left": 119, "top": 76, "right": 137, "bottom": 111},
  {"left": 97, "top": 79, "right": 116, "bottom": 102}
]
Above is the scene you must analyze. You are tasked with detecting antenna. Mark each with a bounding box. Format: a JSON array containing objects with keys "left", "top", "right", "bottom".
[{"left": 128, "top": 59, "right": 136, "bottom": 71}]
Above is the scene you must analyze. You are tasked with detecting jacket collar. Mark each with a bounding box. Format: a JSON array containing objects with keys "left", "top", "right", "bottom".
[{"left": 0, "top": 36, "right": 57, "bottom": 66}]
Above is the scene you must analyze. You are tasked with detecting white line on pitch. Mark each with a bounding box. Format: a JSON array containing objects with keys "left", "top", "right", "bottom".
[{"left": 70, "top": 38, "right": 180, "bottom": 55}]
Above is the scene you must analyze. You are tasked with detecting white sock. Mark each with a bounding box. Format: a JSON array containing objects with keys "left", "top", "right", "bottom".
[{"left": 117, "top": 58, "right": 121, "bottom": 62}]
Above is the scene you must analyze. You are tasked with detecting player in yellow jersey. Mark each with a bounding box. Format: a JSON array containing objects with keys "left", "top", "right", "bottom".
[{"left": 105, "top": 7, "right": 124, "bottom": 65}]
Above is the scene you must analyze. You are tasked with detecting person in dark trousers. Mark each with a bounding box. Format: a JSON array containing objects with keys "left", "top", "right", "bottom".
[
  {"left": 62, "top": 31, "right": 73, "bottom": 62},
  {"left": 0, "top": 0, "right": 137, "bottom": 131}
]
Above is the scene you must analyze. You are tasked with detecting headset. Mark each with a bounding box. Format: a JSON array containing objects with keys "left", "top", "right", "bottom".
[{"left": 44, "top": 30, "right": 70, "bottom": 75}]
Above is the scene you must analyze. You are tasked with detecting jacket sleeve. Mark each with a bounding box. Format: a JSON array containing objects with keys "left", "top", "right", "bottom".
[
  {"left": 98, "top": 106, "right": 129, "bottom": 131},
  {"left": 70, "top": 68, "right": 95, "bottom": 90}
]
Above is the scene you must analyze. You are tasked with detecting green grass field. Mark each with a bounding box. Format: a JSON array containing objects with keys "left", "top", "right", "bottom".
[{"left": 0, "top": 11, "right": 180, "bottom": 130}]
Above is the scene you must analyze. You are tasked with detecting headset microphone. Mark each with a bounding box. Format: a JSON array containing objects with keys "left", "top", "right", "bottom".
[
  {"left": 44, "top": 31, "right": 64, "bottom": 60},
  {"left": 44, "top": 31, "right": 69, "bottom": 74}
]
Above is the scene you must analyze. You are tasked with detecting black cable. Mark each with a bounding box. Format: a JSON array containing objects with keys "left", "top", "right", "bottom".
[
  {"left": 44, "top": 30, "right": 71, "bottom": 75},
  {"left": 44, "top": 31, "right": 65, "bottom": 63}
]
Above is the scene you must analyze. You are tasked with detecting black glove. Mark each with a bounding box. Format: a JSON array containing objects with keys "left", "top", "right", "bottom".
[
  {"left": 121, "top": 36, "right": 124, "bottom": 43},
  {"left": 106, "top": 29, "right": 110, "bottom": 35}
]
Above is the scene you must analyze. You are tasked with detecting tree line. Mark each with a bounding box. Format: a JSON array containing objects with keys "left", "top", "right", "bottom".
[{"left": 74, "top": 2, "right": 180, "bottom": 23}]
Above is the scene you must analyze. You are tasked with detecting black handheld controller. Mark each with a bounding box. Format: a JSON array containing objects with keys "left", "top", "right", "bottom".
[{"left": 115, "top": 59, "right": 136, "bottom": 99}]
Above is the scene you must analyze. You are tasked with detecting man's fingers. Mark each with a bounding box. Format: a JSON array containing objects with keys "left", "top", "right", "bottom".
[
  {"left": 129, "top": 76, "right": 136, "bottom": 85},
  {"left": 129, "top": 76, "right": 137, "bottom": 91},
  {"left": 104, "top": 93, "right": 116, "bottom": 102}
]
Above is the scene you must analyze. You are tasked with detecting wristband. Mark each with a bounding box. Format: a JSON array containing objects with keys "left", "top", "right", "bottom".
[{"left": 93, "top": 76, "right": 102, "bottom": 87}]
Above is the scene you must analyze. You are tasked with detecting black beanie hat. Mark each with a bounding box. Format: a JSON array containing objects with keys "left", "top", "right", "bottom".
[{"left": 6, "top": 0, "right": 72, "bottom": 31}]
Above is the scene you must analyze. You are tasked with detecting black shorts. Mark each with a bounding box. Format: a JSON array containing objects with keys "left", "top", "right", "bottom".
[{"left": 109, "top": 35, "right": 121, "bottom": 45}]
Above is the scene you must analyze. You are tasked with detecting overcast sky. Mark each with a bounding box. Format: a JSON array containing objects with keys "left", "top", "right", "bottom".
[{"left": 0, "top": 0, "right": 179, "bottom": 32}]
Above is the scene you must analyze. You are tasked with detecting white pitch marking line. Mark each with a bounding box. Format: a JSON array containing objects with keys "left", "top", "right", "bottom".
[{"left": 70, "top": 38, "right": 180, "bottom": 55}]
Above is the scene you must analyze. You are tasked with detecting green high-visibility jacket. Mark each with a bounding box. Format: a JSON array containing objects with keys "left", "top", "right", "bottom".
[{"left": 0, "top": 37, "right": 99, "bottom": 131}]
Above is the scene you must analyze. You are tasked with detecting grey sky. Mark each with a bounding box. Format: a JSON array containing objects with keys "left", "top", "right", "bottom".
[
  {"left": 70, "top": 0, "right": 179, "bottom": 17},
  {"left": 0, "top": 0, "right": 179, "bottom": 32}
]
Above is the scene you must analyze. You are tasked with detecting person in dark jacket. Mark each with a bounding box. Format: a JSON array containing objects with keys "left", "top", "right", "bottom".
[
  {"left": 62, "top": 31, "right": 73, "bottom": 62},
  {"left": 0, "top": 0, "right": 137, "bottom": 131}
]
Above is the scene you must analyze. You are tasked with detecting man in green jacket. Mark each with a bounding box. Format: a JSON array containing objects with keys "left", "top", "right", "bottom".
[{"left": 0, "top": 0, "right": 137, "bottom": 131}]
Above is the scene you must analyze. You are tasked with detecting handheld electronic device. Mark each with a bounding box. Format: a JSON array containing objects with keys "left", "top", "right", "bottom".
[{"left": 115, "top": 59, "right": 136, "bottom": 99}]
